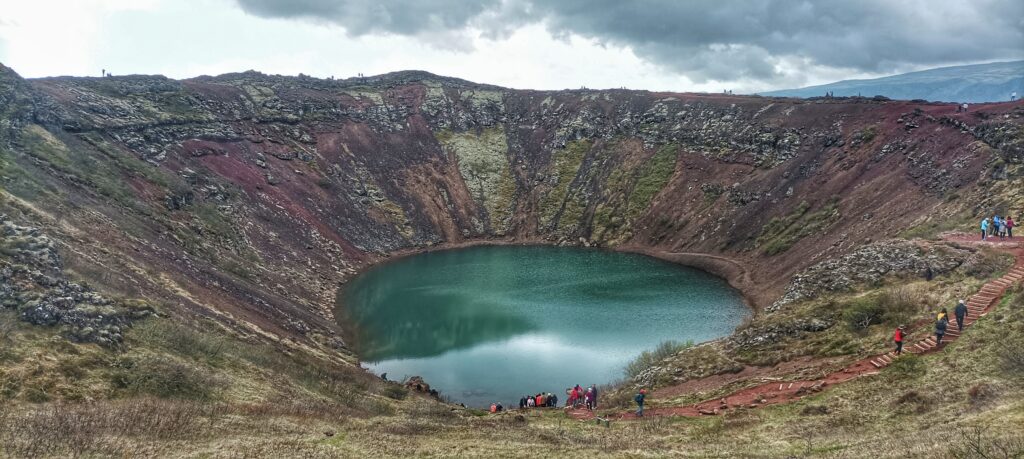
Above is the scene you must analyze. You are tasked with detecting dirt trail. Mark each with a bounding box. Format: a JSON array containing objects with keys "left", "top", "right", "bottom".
[{"left": 569, "top": 234, "right": 1023, "bottom": 421}]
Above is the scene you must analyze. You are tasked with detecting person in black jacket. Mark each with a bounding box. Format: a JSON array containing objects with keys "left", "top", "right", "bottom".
[
  {"left": 935, "top": 316, "right": 948, "bottom": 345},
  {"left": 954, "top": 300, "right": 968, "bottom": 332},
  {"left": 635, "top": 389, "right": 646, "bottom": 417}
]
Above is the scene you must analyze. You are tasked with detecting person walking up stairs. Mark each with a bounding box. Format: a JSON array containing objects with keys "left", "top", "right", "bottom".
[{"left": 954, "top": 300, "right": 968, "bottom": 332}]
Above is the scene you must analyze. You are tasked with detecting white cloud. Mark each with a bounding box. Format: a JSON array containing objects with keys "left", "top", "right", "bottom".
[
  {"left": 0, "top": 0, "right": 1015, "bottom": 93},
  {"left": 0, "top": 0, "right": 160, "bottom": 77}
]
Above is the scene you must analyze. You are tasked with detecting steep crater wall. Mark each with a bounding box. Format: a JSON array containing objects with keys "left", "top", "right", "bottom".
[{"left": 0, "top": 63, "right": 1021, "bottom": 359}]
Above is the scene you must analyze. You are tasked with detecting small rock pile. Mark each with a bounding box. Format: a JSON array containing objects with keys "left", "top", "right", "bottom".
[{"left": 0, "top": 215, "right": 153, "bottom": 346}]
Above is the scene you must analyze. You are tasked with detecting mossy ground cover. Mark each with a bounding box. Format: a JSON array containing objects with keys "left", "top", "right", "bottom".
[
  {"left": 539, "top": 140, "right": 590, "bottom": 230},
  {"left": 591, "top": 143, "right": 678, "bottom": 243},
  {"left": 757, "top": 198, "right": 841, "bottom": 255},
  {"left": 437, "top": 127, "right": 516, "bottom": 234}
]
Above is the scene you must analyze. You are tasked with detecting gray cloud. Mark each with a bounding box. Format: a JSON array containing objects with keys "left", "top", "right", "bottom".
[
  {"left": 236, "top": 0, "right": 503, "bottom": 36},
  {"left": 234, "top": 0, "right": 1024, "bottom": 84}
]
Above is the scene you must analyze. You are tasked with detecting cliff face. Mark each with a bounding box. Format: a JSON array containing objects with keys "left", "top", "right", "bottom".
[{"left": 1, "top": 63, "right": 1021, "bottom": 356}]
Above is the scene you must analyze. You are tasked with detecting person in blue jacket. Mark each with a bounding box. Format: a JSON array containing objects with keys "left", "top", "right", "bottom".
[{"left": 981, "top": 218, "right": 989, "bottom": 240}]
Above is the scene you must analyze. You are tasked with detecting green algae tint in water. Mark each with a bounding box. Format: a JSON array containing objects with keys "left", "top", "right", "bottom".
[{"left": 338, "top": 245, "right": 747, "bottom": 408}]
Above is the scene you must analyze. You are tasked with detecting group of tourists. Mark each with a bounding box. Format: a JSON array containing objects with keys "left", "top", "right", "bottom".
[
  {"left": 566, "top": 384, "right": 599, "bottom": 410},
  {"left": 893, "top": 299, "right": 972, "bottom": 354},
  {"left": 980, "top": 215, "right": 1014, "bottom": 240},
  {"left": 518, "top": 392, "right": 558, "bottom": 409}
]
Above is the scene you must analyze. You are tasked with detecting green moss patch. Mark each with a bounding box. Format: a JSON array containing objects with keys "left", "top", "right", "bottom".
[
  {"left": 438, "top": 127, "right": 516, "bottom": 234},
  {"left": 757, "top": 198, "right": 841, "bottom": 255}
]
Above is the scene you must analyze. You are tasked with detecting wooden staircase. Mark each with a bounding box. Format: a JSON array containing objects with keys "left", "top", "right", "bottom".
[{"left": 869, "top": 264, "right": 1024, "bottom": 369}]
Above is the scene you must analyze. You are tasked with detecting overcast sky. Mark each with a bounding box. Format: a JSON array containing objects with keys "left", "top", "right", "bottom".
[{"left": 1, "top": 0, "right": 1021, "bottom": 93}]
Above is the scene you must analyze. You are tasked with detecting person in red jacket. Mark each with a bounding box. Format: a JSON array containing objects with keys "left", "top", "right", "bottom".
[
  {"left": 894, "top": 325, "right": 905, "bottom": 355},
  {"left": 1007, "top": 216, "right": 1015, "bottom": 239}
]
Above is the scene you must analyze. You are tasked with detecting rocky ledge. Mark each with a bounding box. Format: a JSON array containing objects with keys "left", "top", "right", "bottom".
[
  {"left": 0, "top": 215, "right": 153, "bottom": 346},
  {"left": 768, "top": 240, "right": 991, "bottom": 311}
]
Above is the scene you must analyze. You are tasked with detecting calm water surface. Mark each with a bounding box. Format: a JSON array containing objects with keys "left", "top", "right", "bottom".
[{"left": 337, "top": 245, "right": 747, "bottom": 408}]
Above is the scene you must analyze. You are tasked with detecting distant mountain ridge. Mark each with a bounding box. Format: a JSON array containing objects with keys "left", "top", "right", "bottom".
[{"left": 761, "top": 60, "right": 1024, "bottom": 103}]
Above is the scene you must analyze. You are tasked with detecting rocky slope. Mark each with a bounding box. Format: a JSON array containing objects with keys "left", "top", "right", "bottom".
[{"left": 1, "top": 62, "right": 1022, "bottom": 362}]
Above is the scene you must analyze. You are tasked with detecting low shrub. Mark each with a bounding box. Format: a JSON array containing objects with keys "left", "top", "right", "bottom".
[
  {"left": 886, "top": 354, "right": 926, "bottom": 379},
  {"left": 382, "top": 384, "right": 408, "bottom": 400},
  {"left": 892, "top": 389, "right": 932, "bottom": 414},
  {"left": 842, "top": 287, "right": 918, "bottom": 330},
  {"left": 842, "top": 298, "right": 884, "bottom": 330},
  {"left": 109, "top": 356, "right": 225, "bottom": 400},
  {"left": 799, "top": 404, "right": 830, "bottom": 416},
  {"left": 623, "top": 340, "right": 693, "bottom": 380},
  {"left": 967, "top": 382, "right": 1000, "bottom": 406},
  {"left": 950, "top": 426, "right": 1024, "bottom": 459},
  {"left": 132, "top": 320, "right": 227, "bottom": 364}
]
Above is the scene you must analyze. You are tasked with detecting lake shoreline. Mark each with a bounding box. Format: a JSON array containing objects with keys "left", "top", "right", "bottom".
[{"left": 336, "top": 240, "right": 755, "bottom": 405}]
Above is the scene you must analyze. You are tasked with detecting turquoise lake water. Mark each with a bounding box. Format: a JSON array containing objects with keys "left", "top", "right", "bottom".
[{"left": 337, "top": 245, "right": 748, "bottom": 408}]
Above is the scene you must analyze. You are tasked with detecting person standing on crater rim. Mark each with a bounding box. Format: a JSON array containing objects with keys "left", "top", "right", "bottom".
[
  {"left": 954, "top": 299, "right": 968, "bottom": 332},
  {"left": 1006, "top": 216, "right": 1014, "bottom": 239},
  {"left": 981, "top": 218, "right": 989, "bottom": 240}
]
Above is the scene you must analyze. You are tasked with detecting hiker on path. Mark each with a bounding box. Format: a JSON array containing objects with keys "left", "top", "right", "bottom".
[
  {"left": 590, "top": 384, "right": 599, "bottom": 409},
  {"left": 994, "top": 215, "right": 1002, "bottom": 238},
  {"left": 635, "top": 389, "right": 646, "bottom": 417},
  {"left": 935, "top": 315, "right": 948, "bottom": 345},
  {"left": 585, "top": 388, "right": 595, "bottom": 410},
  {"left": 954, "top": 300, "right": 968, "bottom": 331},
  {"left": 1007, "top": 216, "right": 1015, "bottom": 238},
  {"left": 981, "top": 218, "right": 990, "bottom": 240},
  {"left": 519, "top": 396, "right": 527, "bottom": 409},
  {"left": 894, "top": 325, "right": 905, "bottom": 355}
]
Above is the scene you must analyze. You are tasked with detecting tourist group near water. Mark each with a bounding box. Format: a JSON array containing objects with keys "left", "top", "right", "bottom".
[
  {"left": 490, "top": 384, "right": 606, "bottom": 413},
  {"left": 487, "top": 384, "right": 654, "bottom": 417}
]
